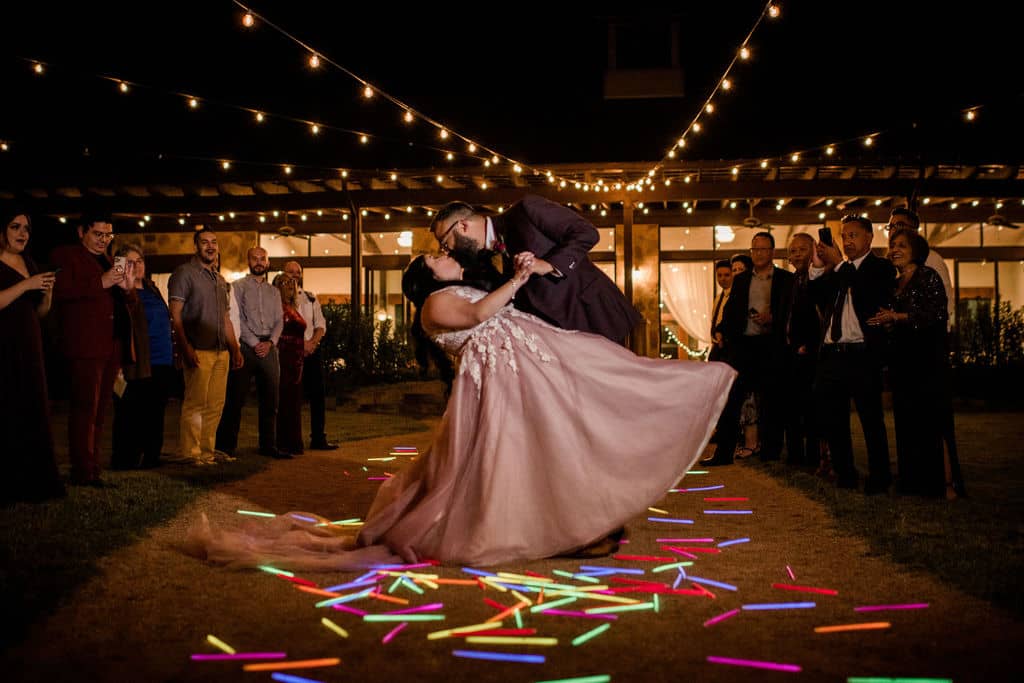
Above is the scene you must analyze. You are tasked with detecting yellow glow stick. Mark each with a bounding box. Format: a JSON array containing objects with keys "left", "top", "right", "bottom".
[
  {"left": 427, "top": 621, "right": 500, "bottom": 640},
  {"left": 466, "top": 636, "right": 559, "bottom": 646},
  {"left": 320, "top": 617, "right": 349, "bottom": 638},
  {"left": 511, "top": 590, "right": 534, "bottom": 606},
  {"left": 243, "top": 658, "right": 341, "bottom": 671},
  {"left": 648, "top": 507, "right": 669, "bottom": 514},
  {"left": 498, "top": 572, "right": 555, "bottom": 583},
  {"left": 480, "top": 577, "right": 509, "bottom": 592},
  {"left": 206, "top": 634, "right": 235, "bottom": 654}
]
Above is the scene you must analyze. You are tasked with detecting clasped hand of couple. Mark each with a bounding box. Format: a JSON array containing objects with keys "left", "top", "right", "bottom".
[{"left": 510, "top": 251, "right": 546, "bottom": 288}]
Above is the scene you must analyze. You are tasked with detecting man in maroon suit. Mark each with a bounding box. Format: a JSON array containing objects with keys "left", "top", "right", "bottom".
[
  {"left": 51, "top": 214, "right": 135, "bottom": 486},
  {"left": 432, "top": 195, "right": 641, "bottom": 345}
]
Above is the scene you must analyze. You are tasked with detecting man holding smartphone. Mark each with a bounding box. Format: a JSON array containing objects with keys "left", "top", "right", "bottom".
[{"left": 51, "top": 213, "right": 136, "bottom": 487}]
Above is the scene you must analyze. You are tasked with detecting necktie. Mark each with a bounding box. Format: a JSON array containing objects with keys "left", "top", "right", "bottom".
[
  {"left": 829, "top": 262, "right": 856, "bottom": 343},
  {"left": 712, "top": 292, "right": 725, "bottom": 332}
]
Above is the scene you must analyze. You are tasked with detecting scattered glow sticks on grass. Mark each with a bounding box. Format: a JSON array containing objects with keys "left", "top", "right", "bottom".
[
  {"left": 206, "top": 634, "right": 236, "bottom": 654},
  {"left": 382, "top": 622, "right": 408, "bottom": 643},
  {"left": 648, "top": 517, "right": 694, "bottom": 524},
  {"left": 271, "top": 673, "right": 325, "bottom": 683},
  {"left": 571, "top": 623, "right": 611, "bottom": 646},
  {"left": 743, "top": 602, "right": 816, "bottom": 610},
  {"left": 703, "top": 608, "right": 741, "bottom": 627},
  {"left": 707, "top": 655, "right": 801, "bottom": 672},
  {"left": 815, "top": 622, "right": 891, "bottom": 633},
  {"left": 364, "top": 614, "right": 446, "bottom": 622},
  {"left": 237, "top": 510, "right": 276, "bottom": 518},
  {"left": 717, "top": 538, "right": 750, "bottom": 547},
  {"left": 191, "top": 652, "right": 285, "bottom": 661},
  {"left": 452, "top": 650, "right": 544, "bottom": 664},
  {"left": 772, "top": 583, "right": 839, "bottom": 596},
  {"left": 320, "top": 617, "right": 348, "bottom": 638},
  {"left": 243, "top": 658, "right": 340, "bottom": 671},
  {"left": 688, "top": 576, "right": 737, "bottom": 591},
  {"left": 854, "top": 604, "right": 929, "bottom": 612}
]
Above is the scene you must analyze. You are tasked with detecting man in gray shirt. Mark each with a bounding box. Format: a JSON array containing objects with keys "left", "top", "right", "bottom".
[
  {"left": 216, "top": 247, "right": 289, "bottom": 458},
  {"left": 167, "top": 229, "right": 243, "bottom": 465}
]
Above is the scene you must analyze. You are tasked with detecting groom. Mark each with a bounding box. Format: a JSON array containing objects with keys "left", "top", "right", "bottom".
[{"left": 431, "top": 195, "right": 641, "bottom": 345}]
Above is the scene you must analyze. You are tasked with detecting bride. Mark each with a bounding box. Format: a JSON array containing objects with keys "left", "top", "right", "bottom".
[{"left": 190, "top": 252, "right": 735, "bottom": 571}]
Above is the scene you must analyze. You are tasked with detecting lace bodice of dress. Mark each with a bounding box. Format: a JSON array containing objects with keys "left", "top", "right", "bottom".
[{"left": 428, "top": 285, "right": 554, "bottom": 395}]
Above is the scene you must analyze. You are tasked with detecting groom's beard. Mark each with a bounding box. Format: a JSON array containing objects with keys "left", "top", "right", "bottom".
[{"left": 448, "top": 233, "right": 483, "bottom": 268}]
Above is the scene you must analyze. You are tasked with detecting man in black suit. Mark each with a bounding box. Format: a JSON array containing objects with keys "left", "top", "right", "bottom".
[
  {"left": 781, "top": 233, "right": 821, "bottom": 466},
  {"left": 809, "top": 215, "right": 896, "bottom": 493},
  {"left": 702, "top": 232, "right": 794, "bottom": 465},
  {"left": 432, "top": 196, "right": 641, "bottom": 345},
  {"left": 708, "top": 259, "right": 733, "bottom": 363}
]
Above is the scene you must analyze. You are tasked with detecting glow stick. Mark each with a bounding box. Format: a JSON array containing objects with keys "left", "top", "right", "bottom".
[
  {"left": 387, "top": 577, "right": 403, "bottom": 594},
  {"left": 660, "top": 545, "right": 720, "bottom": 554},
  {"left": 382, "top": 622, "right": 408, "bottom": 643},
  {"left": 323, "top": 578, "right": 377, "bottom": 592},
  {"left": 579, "top": 565, "right": 645, "bottom": 575},
  {"left": 787, "top": 565, "right": 796, "bottom": 580},
  {"left": 355, "top": 570, "right": 379, "bottom": 582},
  {"left": 401, "top": 577, "right": 425, "bottom": 595},
  {"left": 420, "top": 578, "right": 475, "bottom": 586},
  {"left": 479, "top": 577, "right": 509, "bottom": 593},
  {"left": 687, "top": 577, "right": 737, "bottom": 591},
  {"left": 511, "top": 590, "right": 534, "bottom": 606},
  {"left": 452, "top": 650, "right": 544, "bottom": 664},
  {"left": 653, "top": 561, "right": 693, "bottom": 573},
  {"left": 320, "top": 617, "right": 348, "bottom": 638},
  {"left": 686, "top": 470, "right": 709, "bottom": 474},
  {"left": 703, "top": 608, "right": 740, "bottom": 627},
  {"left": 428, "top": 622, "right": 499, "bottom": 640},
  {"left": 315, "top": 588, "right": 373, "bottom": 608},
  {"left": 704, "top": 497, "right": 749, "bottom": 501},
  {"left": 289, "top": 513, "right": 318, "bottom": 523},
  {"left": 368, "top": 591, "right": 409, "bottom": 605},
  {"left": 461, "top": 568, "right": 498, "bottom": 577},
  {"left": 772, "top": 583, "right": 839, "bottom": 596},
  {"left": 498, "top": 572, "right": 554, "bottom": 583},
  {"left": 237, "top": 510, "right": 276, "bottom": 518},
  {"left": 717, "top": 538, "right": 750, "bottom": 547},
  {"left": 675, "top": 485, "right": 726, "bottom": 492},
  {"left": 514, "top": 607, "right": 524, "bottom": 629},
  {"left": 707, "top": 655, "right": 801, "bottom": 672},
  {"left": 364, "top": 614, "right": 445, "bottom": 622},
  {"left": 540, "top": 610, "right": 617, "bottom": 620},
  {"left": 814, "top": 622, "right": 891, "bottom": 633},
  {"left": 537, "top": 676, "right": 611, "bottom": 683},
  {"left": 367, "top": 457, "right": 396, "bottom": 461},
  {"left": 846, "top": 678, "right": 952, "bottom": 682},
  {"left": 383, "top": 603, "right": 444, "bottom": 615},
  {"left": 331, "top": 604, "right": 367, "bottom": 616},
  {"left": 297, "top": 586, "right": 341, "bottom": 599},
  {"left": 704, "top": 510, "right": 753, "bottom": 515},
  {"left": 672, "top": 571, "right": 685, "bottom": 589},
  {"left": 585, "top": 602, "right": 655, "bottom": 615},
  {"left": 271, "top": 674, "right": 325, "bottom": 683},
  {"left": 648, "top": 506, "right": 669, "bottom": 514},
  {"left": 571, "top": 623, "right": 611, "bottom": 646},
  {"left": 191, "top": 653, "right": 286, "bottom": 661},
  {"left": 613, "top": 554, "right": 675, "bottom": 562},
  {"left": 656, "top": 538, "right": 714, "bottom": 543},
  {"left": 531, "top": 596, "right": 577, "bottom": 614},
  {"left": 259, "top": 565, "right": 294, "bottom": 577},
  {"left": 668, "top": 549, "right": 698, "bottom": 560},
  {"left": 206, "top": 634, "right": 236, "bottom": 654},
  {"left": 647, "top": 517, "right": 694, "bottom": 524},
  {"left": 488, "top": 602, "right": 529, "bottom": 623},
  {"left": 243, "top": 658, "right": 341, "bottom": 672},
  {"left": 654, "top": 594, "right": 660, "bottom": 612},
  {"left": 742, "top": 602, "right": 816, "bottom": 610},
  {"left": 854, "top": 603, "right": 929, "bottom": 612},
  {"left": 466, "top": 636, "right": 558, "bottom": 646}
]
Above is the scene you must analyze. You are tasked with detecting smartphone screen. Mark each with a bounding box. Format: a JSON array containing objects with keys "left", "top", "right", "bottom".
[{"left": 113, "top": 256, "right": 126, "bottom": 273}]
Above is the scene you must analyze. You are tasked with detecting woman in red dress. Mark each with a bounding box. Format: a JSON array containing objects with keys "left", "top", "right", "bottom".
[{"left": 273, "top": 273, "right": 307, "bottom": 456}]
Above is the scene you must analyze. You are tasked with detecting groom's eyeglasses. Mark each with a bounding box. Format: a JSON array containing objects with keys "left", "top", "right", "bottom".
[{"left": 436, "top": 219, "right": 462, "bottom": 254}]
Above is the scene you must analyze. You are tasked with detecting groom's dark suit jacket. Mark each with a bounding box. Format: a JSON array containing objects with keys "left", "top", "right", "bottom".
[{"left": 490, "top": 194, "right": 641, "bottom": 344}]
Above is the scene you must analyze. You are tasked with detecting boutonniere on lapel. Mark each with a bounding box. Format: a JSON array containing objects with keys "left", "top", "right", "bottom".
[{"left": 489, "top": 235, "right": 508, "bottom": 274}]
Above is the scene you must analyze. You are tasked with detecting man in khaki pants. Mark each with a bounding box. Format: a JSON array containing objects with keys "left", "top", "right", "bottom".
[{"left": 167, "top": 229, "right": 243, "bottom": 465}]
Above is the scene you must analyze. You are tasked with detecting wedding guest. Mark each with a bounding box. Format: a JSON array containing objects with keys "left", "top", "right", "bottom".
[
  {"left": 51, "top": 213, "right": 134, "bottom": 487},
  {"left": 111, "top": 243, "right": 174, "bottom": 469},
  {"left": 273, "top": 273, "right": 307, "bottom": 456},
  {"left": 868, "top": 228, "right": 966, "bottom": 499},
  {"left": 708, "top": 259, "right": 733, "bottom": 362},
  {"left": 0, "top": 210, "right": 65, "bottom": 503}
]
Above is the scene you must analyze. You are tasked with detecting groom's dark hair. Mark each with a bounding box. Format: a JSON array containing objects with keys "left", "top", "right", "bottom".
[{"left": 431, "top": 201, "right": 477, "bottom": 233}]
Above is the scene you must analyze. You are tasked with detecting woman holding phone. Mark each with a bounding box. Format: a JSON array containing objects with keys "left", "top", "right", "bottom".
[{"left": 0, "top": 209, "right": 65, "bottom": 504}]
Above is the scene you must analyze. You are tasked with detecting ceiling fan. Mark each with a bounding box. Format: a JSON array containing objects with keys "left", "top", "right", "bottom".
[
  {"left": 984, "top": 212, "right": 1019, "bottom": 230},
  {"left": 741, "top": 199, "right": 770, "bottom": 229}
]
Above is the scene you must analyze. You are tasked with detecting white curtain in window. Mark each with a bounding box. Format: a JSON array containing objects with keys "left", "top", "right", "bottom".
[{"left": 660, "top": 262, "right": 714, "bottom": 346}]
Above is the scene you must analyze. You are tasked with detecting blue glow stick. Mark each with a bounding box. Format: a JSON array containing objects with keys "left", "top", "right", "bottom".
[
  {"left": 461, "top": 568, "right": 498, "bottom": 578},
  {"left": 323, "top": 578, "right": 378, "bottom": 593},
  {"left": 672, "top": 570, "right": 685, "bottom": 589},
  {"left": 271, "top": 674, "right": 324, "bottom": 683},
  {"left": 579, "top": 566, "right": 645, "bottom": 575},
  {"left": 315, "top": 588, "right": 374, "bottom": 608},
  {"left": 717, "top": 537, "right": 751, "bottom": 547},
  {"left": 675, "top": 485, "right": 726, "bottom": 492},
  {"left": 742, "top": 602, "right": 817, "bottom": 610},
  {"left": 687, "top": 576, "right": 738, "bottom": 591},
  {"left": 290, "top": 513, "right": 318, "bottom": 523},
  {"left": 452, "top": 650, "right": 544, "bottom": 664},
  {"left": 355, "top": 570, "right": 379, "bottom": 583},
  {"left": 647, "top": 517, "right": 695, "bottom": 524}
]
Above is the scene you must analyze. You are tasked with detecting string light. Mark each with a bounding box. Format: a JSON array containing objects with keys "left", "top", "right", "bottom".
[
  {"left": 188, "top": 97, "right": 199, "bottom": 109},
  {"left": 965, "top": 109, "right": 977, "bottom": 122},
  {"left": 283, "top": 165, "right": 292, "bottom": 174},
  {"left": 242, "top": 12, "right": 255, "bottom": 27},
  {"left": 825, "top": 145, "right": 835, "bottom": 156},
  {"left": 760, "top": 160, "right": 768, "bottom": 168},
  {"left": 446, "top": 152, "right": 454, "bottom": 161},
  {"left": 705, "top": 102, "right": 715, "bottom": 114},
  {"left": 33, "top": 62, "right": 44, "bottom": 75},
  {"left": 768, "top": 4, "right": 781, "bottom": 18},
  {"left": 739, "top": 46, "right": 751, "bottom": 60},
  {"left": 363, "top": 85, "right": 373, "bottom": 98},
  {"left": 390, "top": 173, "right": 398, "bottom": 181},
  {"left": 439, "top": 129, "right": 449, "bottom": 140},
  {"left": 863, "top": 135, "right": 874, "bottom": 147},
  {"left": 467, "top": 143, "right": 477, "bottom": 153},
  {"left": 359, "top": 134, "right": 368, "bottom": 144},
  {"left": 403, "top": 111, "right": 414, "bottom": 123},
  {"left": 721, "top": 78, "right": 733, "bottom": 91},
  {"left": 310, "top": 123, "right": 320, "bottom": 135},
  {"left": 118, "top": 81, "right": 129, "bottom": 93},
  {"left": 221, "top": 160, "right": 231, "bottom": 170},
  {"left": 309, "top": 54, "right": 321, "bottom": 69},
  {"left": 790, "top": 153, "right": 800, "bottom": 162},
  {"left": 692, "top": 122, "right": 702, "bottom": 133},
  {"left": 254, "top": 111, "right": 264, "bottom": 123}
]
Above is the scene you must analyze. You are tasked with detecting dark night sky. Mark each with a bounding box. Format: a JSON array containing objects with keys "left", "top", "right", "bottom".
[{"left": 1, "top": 1, "right": 1019, "bottom": 187}]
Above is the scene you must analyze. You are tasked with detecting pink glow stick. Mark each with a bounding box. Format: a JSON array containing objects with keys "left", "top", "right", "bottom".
[
  {"left": 191, "top": 653, "right": 286, "bottom": 661},
  {"left": 707, "top": 655, "right": 801, "bottom": 672},
  {"left": 703, "top": 608, "right": 740, "bottom": 627},
  {"left": 703, "top": 497, "right": 749, "bottom": 501},
  {"left": 786, "top": 565, "right": 796, "bottom": 580},
  {"left": 381, "top": 622, "right": 408, "bottom": 644},
  {"left": 665, "top": 548, "right": 699, "bottom": 559},
  {"left": 383, "top": 603, "right": 444, "bottom": 615},
  {"left": 656, "top": 538, "right": 714, "bottom": 543},
  {"left": 331, "top": 604, "right": 368, "bottom": 616},
  {"left": 854, "top": 603, "right": 929, "bottom": 612}
]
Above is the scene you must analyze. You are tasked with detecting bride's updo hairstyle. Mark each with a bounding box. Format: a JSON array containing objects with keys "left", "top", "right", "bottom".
[{"left": 402, "top": 254, "right": 497, "bottom": 394}]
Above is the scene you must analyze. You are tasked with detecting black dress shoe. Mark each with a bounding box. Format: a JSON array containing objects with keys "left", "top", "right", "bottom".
[{"left": 310, "top": 439, "right": 339, "bottom": 450}]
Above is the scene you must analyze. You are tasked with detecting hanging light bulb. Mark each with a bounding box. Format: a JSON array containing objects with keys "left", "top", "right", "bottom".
[
  {"left": 188, "top": 97, "right": 199, "bottom": 109},
  {"left": 668, "top": 150, "right": 677, "bottom": 159},
  {"left": 768, "top": 4, "right": 781, "bottom": 18},
  {"left": 242, "top": 12, "right": 255, "bottom": 27},
  {"left": 705, "top": 102, "right": 715, "bottom": 114},
  {"left": 439, "top": 129, "right": 449, "bottom": 140},
  {"left": 363, "top": 85, "right": 374, "bottom": 98},
  {"left": 491, "top": 155, "right": 500, "bottom": 164},
  {"left": 254, "top": 111, "right": 264, "bottom": 123},
  {"left": 360, "top": 134, "right": 368, "bottom": 144},
  {"left": 864, "top": 136, "right": 874, "bottom": 147},
  {"left": 513, "top": 164, "right": 523, "bottom": 174},
  {"left": 760, "top": 160, "right": 768, "bottom": 169},
  {"left": 692, "top": 122, "right": 702, "bottom": 133},
  {"left": 446, "top": 152, "right": 454, "bottom": 161},
  {"left": 310, "top": 123, "right": 320, "bottom": 135},
  {"left": 731, "top": 167, "right": 739, "bottom": 176},
  {"left": 790, "top": 152, "right": 800, "bottom": 162},
  {"left": 721, "top": 78, "right": 732, "bottom": 91},
  {"left": 33, "top": 62, "right": 44, "bottom": 75},
  {"left": 118, "top": 81, "right": 129, "bottom": 94},
  {"left": 965, "top": 109, "right": 977, "bottom": 122},
  {"left": 221, "top": 160, "right": 231, "bottom": 170},
  {"left": 739, "top": 46, "right": 751, "bottom": 60},
  {"left": 309, "top": 54, "right": 321, "bottom": 69},
  {"left": 390, "top": 173, "right": 398, "bottom": 181},
  {"left": 825, "top": 145, "right": 835, "bottom": 156},
  {"left": 468, "top": 142, "right": 477, "bottom": 153},
  {"left": 403, "top": 111, "right": 414, "bottom": 123},
  {"left": 677, "top": 137, "right": 687, "bottom": 148},
  {"left": 284, "top": 165, "right": 292, "bottom": 175}
]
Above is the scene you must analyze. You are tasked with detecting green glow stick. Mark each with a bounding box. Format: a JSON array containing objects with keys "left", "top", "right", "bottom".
[
  {"left": 466, "top": 636, "right": 558, "bottom": 646},
  {"left": 654, "top": 594, "right": 660, "bottom": 613},
  {"left": 258, "top": 566, "right": 294, "bottom": 578},
  {"left": 571, "top": 623, "right": 612, "bottom": 647},
  {"left": 530, "top": 596, "right": 577, "bottom": 613},
  {"left": 537, "top": 676, "right": 611, "bottom": 683},
  {"left": 586, "top": 602, "right": 655, "bottom": 615},
  {"left": 653, "top": 561, "right": 694, "bottom": 573},
  {"left": 401, "top": 576, "right": 425, "bottom": 595},
  {"left": 514, "top": 607, "right": 524, "bottom": 629},
  {"left": 237, "top": 510, "right": 276, "bottom": 518},
  {"left": 387, "top": 577, "right": 403, "bottom": 594}
]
